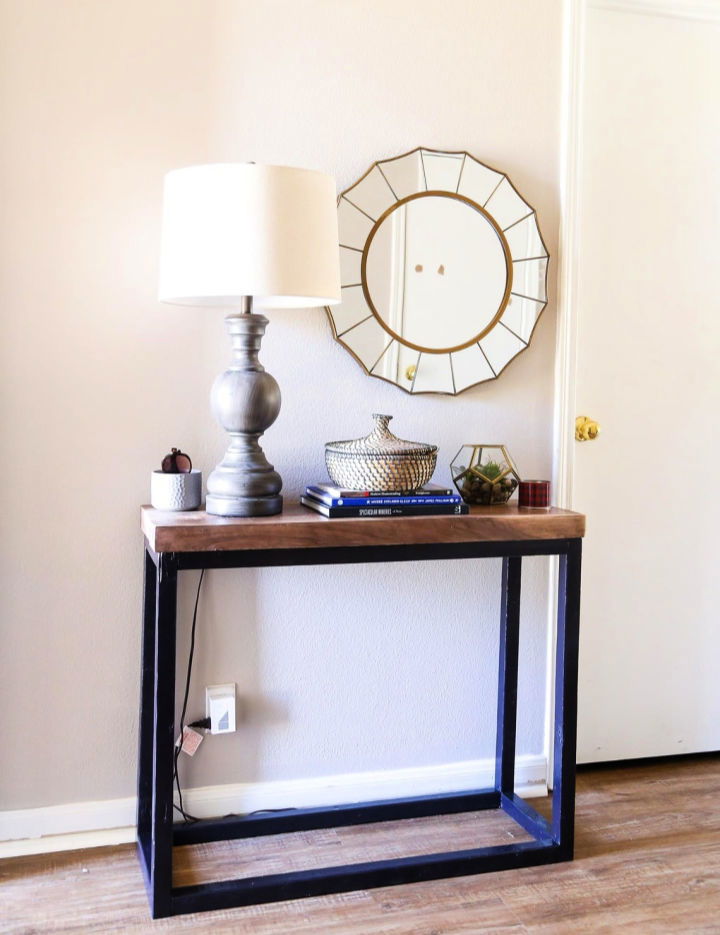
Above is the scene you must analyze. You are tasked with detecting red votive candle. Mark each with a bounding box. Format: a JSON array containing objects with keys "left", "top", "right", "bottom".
[{"left": 519, "top": 479, "right": 550, "bottom": 509}]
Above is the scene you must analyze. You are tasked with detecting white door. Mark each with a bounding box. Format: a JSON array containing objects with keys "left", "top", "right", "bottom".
[{"left": 571, "top": 4, "right": 720, "bottom": 762}]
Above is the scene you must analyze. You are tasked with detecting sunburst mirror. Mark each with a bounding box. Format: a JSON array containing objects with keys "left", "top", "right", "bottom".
[{"left": 326, "top": 147, "right": 549, "bottom": 395}]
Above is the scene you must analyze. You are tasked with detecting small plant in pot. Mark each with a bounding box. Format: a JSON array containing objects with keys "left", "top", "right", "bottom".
[{"left": 450, "top": 445, "right": 521, "bottom": 506}]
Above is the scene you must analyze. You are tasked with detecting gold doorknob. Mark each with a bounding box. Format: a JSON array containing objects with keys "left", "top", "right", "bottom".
[
  {"left": 575, "top": 416, "right": 600, "bottom": 442},
  {"left": 405, "top": 364, "right": 417, "bottom": 381}
]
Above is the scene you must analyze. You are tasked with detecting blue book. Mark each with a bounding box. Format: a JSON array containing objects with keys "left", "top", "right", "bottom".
[
  {"left": 301, "top": 496, "right": 468, "bottom": 518},
  {"left": 306, "top": 484, "right": 461, "bottom": 508}
]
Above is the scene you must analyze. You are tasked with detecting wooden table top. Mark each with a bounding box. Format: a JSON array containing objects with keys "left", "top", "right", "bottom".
[{"left": 141, "top": 503, "right": 585, "bottom": 553}]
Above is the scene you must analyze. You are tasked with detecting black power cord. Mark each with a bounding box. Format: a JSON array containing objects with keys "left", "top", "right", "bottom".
[
  {"left": 189, "top": 716, "right": 211, "bottom": 731},
  {"left": 172, "top": 570, "right": 298, "bottom": 825},
  {"left": 173, "top": 568, "right": 205, "bottom": 823}
]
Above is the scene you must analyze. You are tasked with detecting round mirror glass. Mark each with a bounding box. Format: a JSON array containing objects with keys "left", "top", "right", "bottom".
[{"left": 363, "top": 193, "right": 510, "bottom": 353}]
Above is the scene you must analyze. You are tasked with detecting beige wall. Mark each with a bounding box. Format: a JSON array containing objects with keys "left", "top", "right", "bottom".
[{"left": 0, "top": 0, "right": 562, "bottom": 812}]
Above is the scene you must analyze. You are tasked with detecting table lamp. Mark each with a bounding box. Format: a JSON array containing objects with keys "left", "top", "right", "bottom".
[{"left": 158, "top": 163, "right": 341, "bottom": 516}]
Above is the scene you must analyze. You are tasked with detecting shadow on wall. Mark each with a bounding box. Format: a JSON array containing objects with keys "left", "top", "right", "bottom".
[
  {"left": 168, "top": 554, "right": 550, "bottom": 791},
  {"left": 174, "top": 567, "right": 288, "bottom": 792}
]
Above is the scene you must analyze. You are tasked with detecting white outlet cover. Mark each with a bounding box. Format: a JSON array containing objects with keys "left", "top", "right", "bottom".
[{"left": 205, "top": 683, "right": 236, "bottom": 734}]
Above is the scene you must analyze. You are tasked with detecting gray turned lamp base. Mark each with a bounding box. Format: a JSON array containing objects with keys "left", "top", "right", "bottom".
[
  {"left": 206, "top": 492, "right": 283, "bottom": 517},
  {"left": 206, "top": 311, "right": 283, "bottom": 518}
]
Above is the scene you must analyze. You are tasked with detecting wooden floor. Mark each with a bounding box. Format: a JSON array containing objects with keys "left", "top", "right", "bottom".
[{"left": 3, "top": 757, "right": 720, "bottom": 934}]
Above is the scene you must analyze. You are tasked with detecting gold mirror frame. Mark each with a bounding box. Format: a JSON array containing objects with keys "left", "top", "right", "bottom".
[
  {"left": 360, "top": 191, "right": 514, "bottom": 355},
  {"left": 326, "top": 146, "right": 550, "bottom": 396}
]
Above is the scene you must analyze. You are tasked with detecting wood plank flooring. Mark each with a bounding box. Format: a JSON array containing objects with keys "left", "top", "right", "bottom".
[
  {"left": 173, "top": 808, "right": 534, "bottom": 887},
  {"left": 2, "top": 757, "right": 720, "bottom": 934}
]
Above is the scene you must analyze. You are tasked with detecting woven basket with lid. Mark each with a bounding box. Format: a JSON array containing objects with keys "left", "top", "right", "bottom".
[{"left": 325, "top": 414, "right": 438, "bottom": 492}]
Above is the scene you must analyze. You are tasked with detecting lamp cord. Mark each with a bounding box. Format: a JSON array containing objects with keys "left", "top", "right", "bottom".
[
  {"left": 173, "top": 569, "right": 205, "bottom": 823},
  {"left": 172, "top": 567, "right": 297, "bottom": 825}
]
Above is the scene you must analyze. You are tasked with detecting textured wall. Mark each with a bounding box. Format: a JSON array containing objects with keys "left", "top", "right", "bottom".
[{"left": 0, "top": 0, "right": 562, "bottom": 810}]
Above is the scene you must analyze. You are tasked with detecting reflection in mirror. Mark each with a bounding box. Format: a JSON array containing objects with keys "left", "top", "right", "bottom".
[
  {"left": 504, "top": 214, "right": 547, "bottom": 261},
  {"left": 338, "top": 315, "right": 392, "bottom": 374},
  {"left": 337, "top": 198, "right": 373, "bottom": 249},
  {"left": 451, "top": 342, "right": 495, "bottom": 392},
  {"left": 512, "top": 256, "right": 548, "bottom": 303},
  {"left": 421, "top": 151, "right": 464, "bottom": 191},
  {"left": 502, "top": 294, "right": 543, "bottom": 344},
  {"left": 339, "top": 244, "right": 361, "bottom": 284},
  {"left": 480, "top": 323, "right": 526, "bottom": 375},
  {"left": 327, "top": 148, "right": 549, "bottom": 395},
  {"left": 483, "top": 177, "right": 533, "bottom": 231},
  {"left": 341, "top": 165, "right": 396, "bottom": 223},
  {"left": 330, "top": 283, "right": 371, "bottom": 337},
  {"left": 411, "top": 352, "right": 455, "bottom": 394},
  {"left": 378, "top": 151, "right": 425, "bottom": 202},
  {"left": 457, "top": 157, "right": 505, "bottom": 208},
  {"left": 364, "top": 193, "right": 509, "bottom": 352}
]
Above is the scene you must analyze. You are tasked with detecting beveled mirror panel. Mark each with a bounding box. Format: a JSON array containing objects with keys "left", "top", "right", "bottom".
[{"left": 326, "top": 148, "right": 549, "bottom": 395}]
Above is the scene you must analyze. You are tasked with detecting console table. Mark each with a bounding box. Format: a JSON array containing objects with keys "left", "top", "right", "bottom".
[{"left": 138, "top": 503, "right": 584, "bottom": 919}]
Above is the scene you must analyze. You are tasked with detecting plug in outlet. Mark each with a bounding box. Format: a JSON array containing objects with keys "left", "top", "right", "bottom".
[{"left": 205, "top": 683, "right": 236, "bottom": 735}]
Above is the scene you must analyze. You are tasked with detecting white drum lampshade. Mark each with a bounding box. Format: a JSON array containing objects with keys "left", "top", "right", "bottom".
[
  {"left": 159, "top": 163, "right": 341, "bottom": 308},
  {"left": 157, "top": 162, "right": 341, "bottom": 517}
]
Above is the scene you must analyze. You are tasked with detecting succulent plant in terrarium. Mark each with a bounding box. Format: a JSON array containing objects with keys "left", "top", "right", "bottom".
[{"left": 450, "top": 445, "right": 521, "bottom": 506}]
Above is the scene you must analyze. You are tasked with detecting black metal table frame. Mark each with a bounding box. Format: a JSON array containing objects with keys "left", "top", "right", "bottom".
[{"left": 136, "top": 536, "right": 582, "bottom": 919}]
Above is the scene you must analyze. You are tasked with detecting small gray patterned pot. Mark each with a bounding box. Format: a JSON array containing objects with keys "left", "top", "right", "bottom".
[
  {"left": 151, "top": 469, "right": 202, "bottom": 511},
  {"left": 325, "top": 414, "right": 437, "bottom": 493}
]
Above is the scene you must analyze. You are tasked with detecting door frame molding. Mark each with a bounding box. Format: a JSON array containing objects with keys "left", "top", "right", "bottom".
[
  {"left": 589, "top": 0, "right": 720, "bottom": 23},
  {"left": 551, "top": 0, "right": 587, "bottom": 517},
  {"left": 544, "top": 0, "right": 587, "bottom": 786}
]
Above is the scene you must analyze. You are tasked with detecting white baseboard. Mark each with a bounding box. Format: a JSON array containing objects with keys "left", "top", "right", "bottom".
[
  {"left": 0, "top": 754, "right": 547, "bottom": 859},
  {"left": 0, "top": 826, "right": 138, "bottom": 858}
]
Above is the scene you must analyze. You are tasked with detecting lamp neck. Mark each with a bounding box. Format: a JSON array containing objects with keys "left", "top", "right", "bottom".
[
  {"left": 241, "top": 295, "right": 253, "bottom": 315},
  {"left": 224, "top": 309, "right": 268, "bottom": 372}
]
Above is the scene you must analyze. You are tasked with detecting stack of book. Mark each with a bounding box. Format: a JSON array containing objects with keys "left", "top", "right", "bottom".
[{"left": 301, "top": 483, "right": 468, "bottom": 518}]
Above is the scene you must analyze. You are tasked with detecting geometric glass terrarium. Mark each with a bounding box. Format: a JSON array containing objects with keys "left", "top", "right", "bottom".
[{"left": 450, "top": 444, "right": 521, "bottom": 505}]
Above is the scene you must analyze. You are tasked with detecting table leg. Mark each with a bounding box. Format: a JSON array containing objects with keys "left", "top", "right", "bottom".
[
  {"left": 136, "top": 549, "right": 157, "bottom": 875},
  {"left": 149, "top": 552, "right": 178, "bottom": 918},
  {"left": 495, "top": 556, "right": 522, "bottom": 795},
  {"left": 551, "top": 539, "right": 582, "bottom": 855}
]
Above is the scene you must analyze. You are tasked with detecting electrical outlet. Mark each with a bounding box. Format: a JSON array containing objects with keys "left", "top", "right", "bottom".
[{"left": 205, "top": 683, "right": 236, "bottom": 735}]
